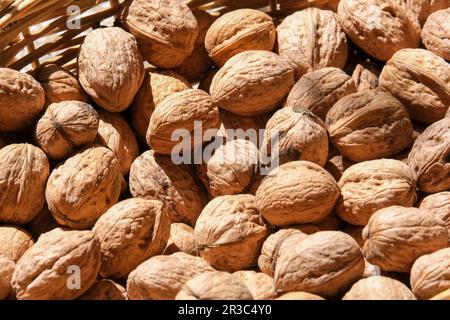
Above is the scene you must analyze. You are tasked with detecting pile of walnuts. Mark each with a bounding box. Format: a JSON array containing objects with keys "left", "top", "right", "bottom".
[{"left": 0, "top": 0, "right": 449, "bottom": 300}]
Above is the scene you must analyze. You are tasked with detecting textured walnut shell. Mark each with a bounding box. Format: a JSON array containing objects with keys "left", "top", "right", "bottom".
[
  {"left": 78, "top": 27, "right": 144, "bottom": 112},
  {"left": 0, "top": 144, "right": 49, "bottom": 224},
  {"left": 276, "top": 291, "right": 325, "bottom": 300},
  {"left": 275, "top": 231, "right": 364, "bottom": 297},
  {"left": 195, "top": 194, "right": 269, "bottom": 272},
  {"left": 337, "top": 0, "right": 421, "bottom": 62},
  {"left": 121, "top": 0, "right": 198, "bottom": 68},
  {"left": 129, "top": 150, "right": 207, "bottom": 227},
  {"left": 46, "top": 146, "right": 122, "bottom": 229},
  {"left": 363, "top": 206, "right": 448, "bottom": 272},
  {"left": 93, "top": 198, "right": 170, "bottom": 279},
  {"left": 127, "top": 252, "right": 214, "bottom": 300},
  {"left": 343, "top": 276, "right": 416, "bottom": 300},
  {"left": 35, "top": 101, "right": 99, "bottom": 160},
  {"left": 164, "top": 223, "right": 197, "bottom": 256},
  {"left": 0, "top": 226, "right": 34, "bottom": 263},
  {"left": 422, "top": 9, "right": 450, "bottom": 61},
  {"left": 12, "top": 228, "right": 101, "bottom": 300},
  {"left": 276, "top": 8, "right": 348, "bottom": 79},
  {"left": 420, "top": 192, "right": 450, "bottom": 238},
  {"left": 406, "top": 0, "right": 450, "bottom": 25},
  {"left": 211, "top": 50, "right": 295, "bottom": 116},
  {"left": 175, "top": 271, "right": 253, "bottom": 300},
  {"left": 379, "top": 48, "right": 450, "bottom": 124},
  {"left": 0, "top": 254, "right": 14, "bottom": 300},
  {"left": 408, "top": 117, "right": 450, "bottom": 193},
  {"left": 205, "top": 9, "right": 276, "bottom": 66},
  {"left": 326, "top": 90, "right": 414, "bottom": 162},
  {"left": 352, "top": 64, "right": 379, "bottom": 92},
  {"left": 79, "top": 279, "right": 128, "bottom": 300},
  {"left": 28, "top": 205, "right": 61, "bottom": 240},
  {"left": 233, "top": 271, "right": 276, "bottom": 300},
  {"left": 256, "top": 161, "right": 340, "bottom": 227}
]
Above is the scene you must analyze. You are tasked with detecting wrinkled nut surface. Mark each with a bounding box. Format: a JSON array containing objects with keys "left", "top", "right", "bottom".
[
  {"left": 337, "top": 0, "right": 421, "bottom": 62},
  {"left": 164, "top": 223, "right": 197, "bottom": 256},
  {"left": 46, "top": 146, "right": 122, "bottom": 229},
  {"left": 121, "top": 0, "right": 198, "bottom": 68},
  {"left": 352, "top": 64, "right": 379, "bottom": 92},
  {"left": 422, "top": 9, "right": 450, "bottom": 61},
  {"left": 35, "top": 101, "right": 99, "bottom": 160},
  {"left": 343, "top": 276, "right": 416, "bottom": 300},
  {"left": 12, "top": 228, "right": 101, "bottom": 300},
  {"left": 0, "top": 68, "right": 45, "bottom": 132},
  {"left": 406, "top": 0, "right": 450, "bottom": 25},
  {"left": 211, "top": 50, "right": 295, "bottom": 116},
  {"left": 216, "top": 109, "right": 269, "bottom": 144},
  {"left": 79, "top": 279, "right": 128, "bottom": 300},
  {"left": 233, "top": 270, "right": 276, "bottom": 300},
  {"left": 195, "top": 194, "right": 269, "bottom": 272},
  {"left": 274, "top": 231, "right": 364, "bottom": 297},
  {"left": 205, "top": 9, "right": 276, "bottom": 66},
  {"left": 277, "top": 8, "right": 348, "bottom": 79},
  {"left": 127, "top": 252, "right": 214, "bottom": 300},
  {"left": 379, "top": 48, "right": 450, "bottom": 124},
  {"left": 256, "top": 161, "right": 340, "bottom": 227},
  {"left": 276, "top": 291, "right": 325, "bottom": 300},
  {"left": 420, "top": 192, "right": 450, "bottom": 237},
  {"left": 93, "top": 198, "right": 171, "bottom": 279},
  {"left": 0, "top": 144, "right": 49, "bottom": 224},
  {"left": 363, "top": 206, "right": 448, "bottom": 272},
  {"left": 0, "top": 226, "right": 34, "bottom": 263},
  {"left": 0, "top": 254, "right": 15, "bottom": 300},
  {"left": 78, "top": 27, "right": 144, "bottom": 112}
]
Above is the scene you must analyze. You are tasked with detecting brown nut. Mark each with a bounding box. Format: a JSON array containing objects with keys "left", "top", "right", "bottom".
[
  {"left": 351, "top": 64, "right": 379, "bottom": 92},
  {"left": 233, "top": 270, "right": 276, "bottom": 300},
  {"left": 163, "top": 223, "right": 197, "bottom": 256},
  {"left": 420, "top": 192, "right": 450, "bottom": 238},
  {"left": 0, "top": 226, "right": 34, "bottom": 263},
  {"left": 78, "top": 27, "right": 144, "bottom": 112},
  {"left": 343, "top": 276, "right": 416, "bottom": 300},
  {"left": 422, "top": 9, "right": 450, "bottom": 61},
  {"left": 430, "top": 288, "right": 450, "bottom": 300},
  {"left": 0, "top": 254, "right": 15, "bottom": 300},
  {"left": 406, "top": 0, "right": 450, "bottom": 25},
  {"left": 276, "top": 292, "right": 325, "bottom": 300},
  {"left": 79, "top": 279, "right": 128, "bottom": 300}
]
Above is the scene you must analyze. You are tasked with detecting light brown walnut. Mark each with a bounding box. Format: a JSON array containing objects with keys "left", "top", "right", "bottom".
[
  {"left": 406, "top": 0, "right": 450, "bottom": 25},
  {"left": 233, "top": 270, "right": 276, "bottom": 300},
  {"left": 420, "top": 192, "right": 450, "bottom": 239},
  {"left": 163, "top": 223, "right": 197, "bottom": 256},
  {"left": 276, "top": 292, "right": 325, "bottom": 300},
  {"left": 422, "top": 9, "right": 450, "bottom": 61},
  {"left": 351, "top": 64, "right": 379, "bottom": 92},
  {"left": 0, "top": 226, "right": 34, "bottom": 263},
  {"left": 343, "top": 276, "right": 416, "bottom": 300},
  {"left": 79, "top": 279, "right": 128, "bottom": 300}
]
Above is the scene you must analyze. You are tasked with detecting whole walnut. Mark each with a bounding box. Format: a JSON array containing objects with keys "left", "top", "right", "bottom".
[
  {"left": 420, "top": 192, "right": 450, "bottom": 238},
  {"left": 121, "top": 0, "right": 199, "bottom": 68},
  {"left": 256, "top": 161, "right": 340, "bottom": 227},
  {"left": 0, "top": 68, "right": 45, "bottom": 132},
  {"left": 233, "top": 271, "right": 276, "bottom": 300},
  {"left": 406, "top": 0, "right": 450, "bottom": 25},
  {"left": 175, "top": 271, "right": 253, "bottom": 300},
  {"left": 421, "top": 9, "right": 450, "bottom": 61},
  {"left": 28, "top": 205, "right": 61, "bottom": 240},
  {"left": 276, "top": 8, "right": 348, "bottom": 79},
  {"left": 408, "top": 117, "right": 450, "bottom": 193},
  {"left": 127, "top": 252, "right": 214, "bottom": 300},
  {"left": 0, "top": 254, "right": 15, "bottom": 300},
  {"left": 343, "top": 276, "right": 416, "bottom": 300},
  {"left": 163, "top": 223, "right": 197, "bottom": 256},
  {"left": 46, "top": 146, "right": 122, "bottom": 229},
  {"left": 337, "top": 0, "right": 421, "bottom": 62},
  {"left": 285, "top": 68, "right": 356, "bottom": 121},
  {"left": 0, "top": 226, "right": 34, "bottom": 263},
  {"left": 79, "top": 279, "right": 128, "bottom": 300},
  {"left": 93, "top": 198, "right": 171, "bottom": 279},
  {"left": 280, "top": 0, "right": 340, "bottom": 11},
  {"left": 379, "top": 48, "right": 450, "bottom": 124},
  {"left": 129, "top": 150, "right": 207, "bottom": 227},
  {"left": 35, "top": 101, "right": 99, "bottom": 160},
  {"left": 351, "top": 64, "right": 379, "bottom": 92},
  {"left": 275, "top": 231, "right": 364, "bottom": 297},
  {"left": 0, "top": 144, "right": 49, "bottom": 224},
  {"left": 210, "top": 50, "right": 295, "bottom": 116},
  {"left": 276, "top": 292, "right": 325, "bottom": 300},
  {"left": 411, "top": 247, "right": 450, "bottom": 299},
  {"left": 363, "top": 206, "right": 448, "bottom": 272},
  {"left": 78, "top": 27, "right": 145, "bottom": 112},
  {"left": 195, "top": 194, "right": 269, "bottom": 272},
  {"left": 12, "top": 228, "right": 101, "bottom": 300},
  {"left": 205, "top": 9, "right": 276, "bottom": 66}
]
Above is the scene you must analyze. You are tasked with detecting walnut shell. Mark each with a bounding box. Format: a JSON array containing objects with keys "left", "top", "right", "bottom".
[
  {"left": 276, "top": 8, "right": 348, "bottom": 79},
  {"left": 12, "top": 228, "right": 101, "bottom": 300},
  {"left": 363, "top": 206, "right": 448, "bottom": 272},
  {"left": 210, "top": 50, "right": 295, "bottom": 116},
  {"left": 163, "top": 223, "right": 197, "bottom": 256},
  {"left": 351, "top": 64, "right": 379, "bottom": 92},
  {"left": 420, "top": 192, "right": 450, "bottom": 238},
  {"left": 422, "top": 9, "right": 450, "bottom": 61},
  {"left": 233, "top": 270, "right": 276, "bottom": 300},
  {"left": 406, "top": 0, "right": 450, "bottom": 25},
  {"left": 121, "top": 0, "right": 199, "bottom": 68},
  {"left": 343, "top": 276, "right": 416, "bottom": 300},
  {"left": 79, "top": 279, "right": 128, "bottom": 300},
  {"left": 274, "top": 231, "right": 364, "bottom": 297},
  {"left": 0, "top": 254, "right": 14, "bottom": 300},
  {"left": 78, "top": 27, "right": 144, "bottom": 112},
  {"left": 127, "top": 252, "right": 214, "bottom": 300},
  {"left": 195, "top": 194, "right": 269, "bottom": 272},
  {"left": 379, "top": 48, "right": 450, "bottom": 124},
  {"left": 0, "top": 226, "right": 34, "bottom": 263},
  {"left": 430, "top": 288, "right": 450, "bottom": 300},
  {"left": 276, "top": 291, "right": 325, "bottom": 300},
  {"left": 0, "top": 144, "right": 49, "bottom": 224},
  {"left": 46, "top": 146, "right": 122, "bottom": 229}
]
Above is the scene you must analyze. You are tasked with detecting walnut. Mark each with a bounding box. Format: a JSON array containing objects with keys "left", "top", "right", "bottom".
[
  {"left": 422, "top": 9, "right": 450, "bottom": 61},
  {"left": 406, "top": 0, "right": 450, "bottom": 25},
  {"left": 343, "top": 276, "right": 416, "bottom": 300},
  {"left": 0, "top": 226, "right": 34, "bottom": 263},
  {"left": 351, "top": 64, "right": 379, "bottom": 92},
  {"left": 79, "top": 279, "right": 128, "bottom": 300},
  {"left": 276, "top": 292, "right": 325, "bottom": 300},
  {"left": 233, "top": 271, "right": 276, "bottom": 300},
  {"left": 420, "top": 192, "right": 450, "bottom": 238},
  {"left": 0, "top": 254, "right": 14, "bottom": 300},
  {"left": 163, "top": 223, "right": 197, "bottom": 256}
]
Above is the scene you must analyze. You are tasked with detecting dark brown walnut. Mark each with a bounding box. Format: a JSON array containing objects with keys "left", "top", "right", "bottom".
[
  {"left": 163, "top": 223, "right": 197, "bottom": 256},
  {"left": 205, "top": 9, "right": 276, "bottom": 67},
  {"left": 343, "top": 276, "right": 416, "bottom": 300},
  {"left": 79, "top": 279, "right": 128, "bottom": 300},
  {"left": 275, "top": 231, "right": 364, "bottom": 297},
  {"left": 233, "top": 271, "right": 276, "bottom": 300},
  {"left": 0, "top": 226, "right": 34, "bottom": 263},
  {"left": 422, "top": 9, "right": 450, "bottom": 61},
  {"left": 0, "top": 254, "right": 14, "bottom": 300},
  {"left": 0, "top": 144, "right": 49, "bottom": 224},
  {"left": 285, "top": 68, "right": 356, "bottom": 121},
  {"left": 129, "top": 150, "right": 207, "bottom": 227},
  {"left": 276, "top": 292, "right": 325, "bottom": 300},
  {"left": 210, "top": 50, "right": 295, "bottom": 116},
  {"left": 406, "top": 0, "right": 450, "bottom": 25},
  {"left": 363, "top": 206, "right": 448, "bottom": 272},
  {"left": 78, "top": 27, "right": 144, "bottom": 112},
  {"left": 352, "top": 64, "right": 379, "bottom": 92},
  {"left": 408, "top": 117, "right": 450, "bottom": 193},
  {"left": 46, "top": 146, "right": 122, "bottom": 229},
  {"left": 0, "top": 68, "right": 45, "bottom": 132},
  {"left": 121, "top": 0, "right": 199, "bottom": 68},
  {"left": 195, "top": 194, "right": 269, "bottom": 272},
  {"left": 256, "top": 161, "right": 340, "bottom": 227},
  {"left": 127, "top": 252, "right": 214, "bottom": 300},
  {"left": 280, "top": 0, "right": 340, "bottom": 11},
  {"left": 277, "top": 8, "right": 348, "bottom": 79},
  {"left": 28, "top": 205, "right": 61, "bottom": 240},
  {"left": 337, "top": 0, "right": 421, "bottom": 62},
  {"left": 326, "top": 90, "right": 414, "bottom": 162},
  {"left": 420, "top": 192, "right": 450, "bottom": 238},
  {"left": 35, "top": 101, "right": 99, "bottom": 160},
  {"left": 12, "top": 228, "right": 101, "bottom": 300},
  {"left": 325, "top": 146, "right": 355, "bottom": 181},
  {"left": 175, "top": 271, "right": 253, "bottom": 300},
  {"left": 379, "top": 48, "right": 450, "bottom": 124}
]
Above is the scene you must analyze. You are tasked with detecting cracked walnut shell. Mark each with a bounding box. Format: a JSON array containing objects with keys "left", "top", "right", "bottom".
[
  {"left": 422, "top": 9, "right": 450, "bottom": 61},
  {"left": 343, "top": 276, "right": 416, "bottom": 300},
  {"left": 0, "top": 226, "right": 34, "bottom": 263}
]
